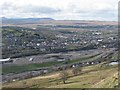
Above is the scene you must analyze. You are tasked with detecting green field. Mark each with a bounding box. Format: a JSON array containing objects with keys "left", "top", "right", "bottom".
[{"left": 2, "top": 53, "right": 101, "bottom": 74}]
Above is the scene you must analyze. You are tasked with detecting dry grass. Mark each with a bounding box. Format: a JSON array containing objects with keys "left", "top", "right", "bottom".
[{"left": 3, "top": 64, "right": 118, "bottom": 88}]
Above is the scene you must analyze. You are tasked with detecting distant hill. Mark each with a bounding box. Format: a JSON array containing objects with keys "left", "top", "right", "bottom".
[{"left": 1, "top": 17, "right": 54, "bottom": 24}]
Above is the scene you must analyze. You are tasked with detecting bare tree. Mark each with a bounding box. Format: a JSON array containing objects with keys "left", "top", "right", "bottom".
[
  {"left": 59, "top": 71, "right": 68, "bottom": 84},
  {"left": 72, "top": 67, "right": 82, "bottom": 76}
]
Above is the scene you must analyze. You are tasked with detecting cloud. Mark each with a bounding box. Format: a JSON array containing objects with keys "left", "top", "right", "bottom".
[
  {"left": 22, "top": 5, "right": 61, "bottom": 14},
  {"left": 0, "top": 0, "right": 118, "bottom": 21}
]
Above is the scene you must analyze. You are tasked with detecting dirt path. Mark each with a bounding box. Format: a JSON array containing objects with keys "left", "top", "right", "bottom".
[{"left": 32, "top": 73, "right": 60, "bottom": 79}]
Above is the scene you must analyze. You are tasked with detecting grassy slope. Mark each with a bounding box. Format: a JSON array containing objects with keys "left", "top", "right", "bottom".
[{"left": 3, "top": 63, "right": 118, "bottom": 88}]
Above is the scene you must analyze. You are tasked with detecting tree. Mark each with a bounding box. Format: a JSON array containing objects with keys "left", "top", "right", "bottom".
[
  {"left": 59, "top": 71, "right": 68, "bottom": 84},
  {"left": 72, "top": 67, "right": 82, "bottom": 76}
]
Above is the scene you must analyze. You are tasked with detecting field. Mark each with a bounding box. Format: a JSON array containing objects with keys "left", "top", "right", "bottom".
[
  {"left": 2, "top": 53, "right": 100, "bottom": 74},
  {"left": 2, "top": 63, "right": 118, "bottom": 88}
]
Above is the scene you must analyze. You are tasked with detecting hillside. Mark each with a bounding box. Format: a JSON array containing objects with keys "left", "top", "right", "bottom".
[
  {"left": 2, "top": 17, "right": 54, "bottom": 25},
  {"left": 2, "top": 63, "right": 118, "bottom": 88}
]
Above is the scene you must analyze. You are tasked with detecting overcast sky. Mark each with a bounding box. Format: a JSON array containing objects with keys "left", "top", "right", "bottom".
[{"left": 0, "top": 0, "right": 119, "bottom": 21}]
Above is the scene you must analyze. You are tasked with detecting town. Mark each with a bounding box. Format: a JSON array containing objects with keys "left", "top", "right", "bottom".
[{"left": 2, "top": 21, "right": 118, "bottom": 59}]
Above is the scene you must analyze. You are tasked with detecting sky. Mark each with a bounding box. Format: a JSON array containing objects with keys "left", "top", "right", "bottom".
[{"left": 0, "top": 0, "right": 119, "bottom": 21}]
